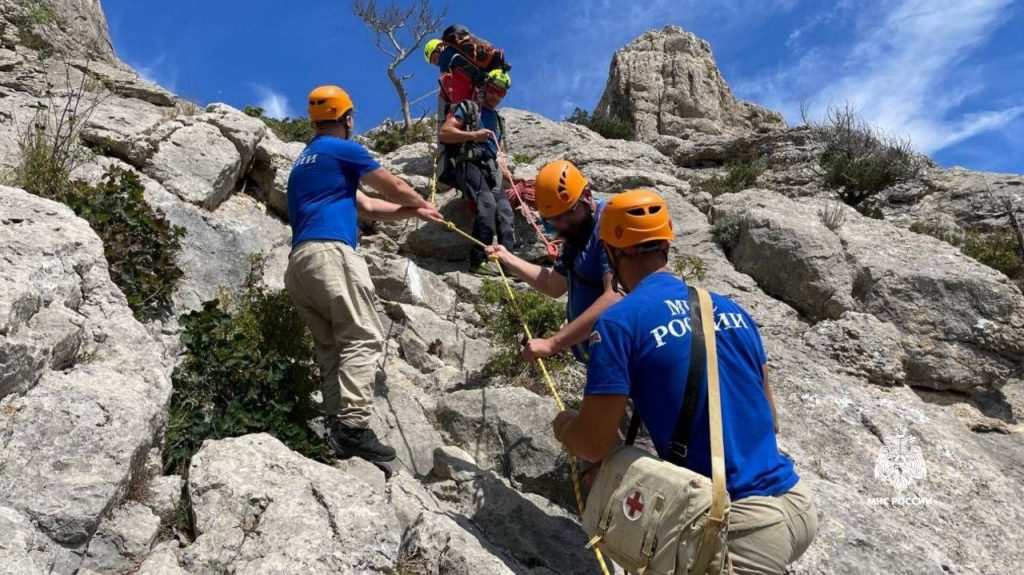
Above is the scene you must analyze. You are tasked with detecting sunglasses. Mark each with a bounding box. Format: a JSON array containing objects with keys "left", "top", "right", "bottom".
[{"left": 485, "top": 86, "right": 507, "bottom": 98}]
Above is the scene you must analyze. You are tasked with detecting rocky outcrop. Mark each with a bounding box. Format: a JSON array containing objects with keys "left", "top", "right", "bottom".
[
  {"left": 0, "top": 188, "right": 172, "bottom": 562},
  {"left": 715, "top": 190, "right": 1024, "bottom": 392},
  {"left": 595, "top": 26, "right": 785, "bottom": 141},
  {"left": 1, "top": 4, "right": 1023, "bottom": 573},
  {"left": 184, "top": 433, "right": 400, "bottom": 573}
]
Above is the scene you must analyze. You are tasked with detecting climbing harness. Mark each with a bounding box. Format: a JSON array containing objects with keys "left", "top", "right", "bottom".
[{"left": 436, "top": 218, "right": 611, "bottom": 575}]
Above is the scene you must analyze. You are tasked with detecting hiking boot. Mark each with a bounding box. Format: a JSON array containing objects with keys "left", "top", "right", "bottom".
[
  {"left": 327, "top": 423, "right": 396, "bottom": 463},
  {"left": 468, "top": 261, "right": 495, "bottom": 276}
]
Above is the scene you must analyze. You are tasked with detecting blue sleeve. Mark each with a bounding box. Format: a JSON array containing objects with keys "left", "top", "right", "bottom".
[
  {"left": 336, "top": 141, "right": 380, "bottom": 178},
  {"left": 452, "top": 104, "right": 467, "bottom": 123},
  {"left": 584, "top": 317, "right": 632, "bottom": 396},
  {"left": 748, "top": 309, "right": 768, "bottom": 364}
]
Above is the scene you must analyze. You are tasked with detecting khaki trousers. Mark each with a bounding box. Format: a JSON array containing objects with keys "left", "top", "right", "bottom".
[
  {"left": 284, "top": 240, "right": 384, "bottom": 428},
  {"left": 727, "top": 481, "right": 818, "bottom": 574}
]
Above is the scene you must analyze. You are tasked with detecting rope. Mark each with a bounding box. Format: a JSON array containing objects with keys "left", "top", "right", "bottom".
[
  {"left": 435, "top": 218, "right": 611, "bottom": 575},
  {"left": 493, "top": 135, "right": 559, "bottom": 260}
]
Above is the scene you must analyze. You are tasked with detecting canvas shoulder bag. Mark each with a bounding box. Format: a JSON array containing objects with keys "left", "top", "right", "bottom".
[{"left": 582, "top": 287, "right": 730, "bottom": 575}]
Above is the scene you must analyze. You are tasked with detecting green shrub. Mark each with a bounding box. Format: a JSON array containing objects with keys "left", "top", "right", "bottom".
[
  {"left": 163, "top": 260, "right": 329, "bottom": 475},
  {"left": 806, "top": 104, "right": 921, "bottom": 206},
  {"left": 565, "top": 107, "right": 634, "bottom": 140},
  {"left": 512, "top": 152, "right": 537, "bottom": 164},
  {"left": 695, "top": 159, "right": 766, "bottom": 197},
  {"left": 712, "top": 215, "right": 743, "bottom": 254},
  {"left": 911, "top": 221, "right": 1023, "bottom": 281},
  {"left": 365, "top": 117, "right": 437, "bottom": 154},
  {"left": 672, "top": 255, "right": 707, "bottom": 282},
  {"left": 474, "top": 278, "right": 572, "bottom": 393},
  {"left": 65, "top": 169, "right": 185, "bottom": 321},
  {"left": 244, "top": 105, "right": 315, "bottom": 144}
]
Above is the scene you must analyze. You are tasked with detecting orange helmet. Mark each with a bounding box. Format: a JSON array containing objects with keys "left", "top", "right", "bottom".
[
  {"left": 599, "top": 189, "right": 675, "bottom": 249},
  {"left": 308, "top": 85, "right": 354, "bottom": 122},
  {"left": 535, "top": 160, "right": 587, "bottom": 218}
]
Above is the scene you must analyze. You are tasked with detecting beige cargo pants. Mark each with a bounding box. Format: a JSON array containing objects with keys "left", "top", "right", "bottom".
[
  {"left": 727, "top": 481, "right": 818, "bottom": 574},
  {"left": 284, "top": 240, "right": 384, "bottom": 429}
]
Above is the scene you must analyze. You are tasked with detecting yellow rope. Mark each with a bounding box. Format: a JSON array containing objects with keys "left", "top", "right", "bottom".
[
  {"left": 437, "top": 218, "right": 611, "bottom": 574},
  {"left": 429, "top": 143, "right": 439, "bottom": 205}
]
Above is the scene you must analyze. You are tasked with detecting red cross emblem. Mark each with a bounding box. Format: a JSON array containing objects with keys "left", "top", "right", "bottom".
[{"left": 623, "top": 489, "right": 645, "bottom": 521}]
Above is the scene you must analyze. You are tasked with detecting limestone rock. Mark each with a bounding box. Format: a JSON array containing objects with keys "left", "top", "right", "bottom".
[
  {"left": 251, "top": 134, "right": 304, "bottom": 219},
  {"left": 400, "top": 511, "right": 527, "bottom": 575},
  {"left": 373, "top": 363, "right": 445, "bottom": 477},
  {"left": 202, "top": 103, "right": 268, "bottom": 167},
  {"left": 80, "top": 503, "right": 161, "bottom": 574},
  {"left": 135, "top": 542, "right": 188, "bottom": 575},
  {"left": 366, "top": 253, "right": 457, "bottom": 317},
  {"left": 185, "top": 433, "right": 400, "bottom": 574},
  {"left": 387, "top": 303, "right": 490, "bottom": 374},
  {"left": 804, "top": 312, "right": 907, "bottom": 385},
  {"left": 596, "top": 26, "right": 785, "bottom": 140},
  {"left": 503, "top": 108, "right": 599, "bottom": 162},
  {"left": 431, "top": 445, "right": 479, "bottom": 482},
  {"left": 715, "top": 190, "right": 1024, "bottom": 391},
  {"left": 80, "top": 97, "right": 169, "bottom": 166},
  {"left": 0, "top": 188, "right": 172, "bottom": 547},
  {"left": 143, "top": 475, "right": 184, "bottom": 523},
  {"left": 435, "top": 387, "right": 574, "bottom": 507},
  {"left": 144, "top": 122, "right": 243, "bottom": 210},
  {"left": 0, "top": 505, "right": 75, "bottom": 575},
  {"left": 429, "top": 464, "right": 600, "bottom": 575}
]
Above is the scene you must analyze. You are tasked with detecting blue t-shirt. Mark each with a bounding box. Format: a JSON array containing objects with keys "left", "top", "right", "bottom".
[
  {"left": 437, "top": 47, "right": 477, "bottom": 79},
  {"left": 553, "top": 200, "right": 611, "bottom": 362},
  {"left": 585, "top": 272, "right": 798, "bottom": 500},
  {"left": 453, "top": 104, "right": 501, "bottom": 160},
  {"left": 287, "top": 135, "right": 381, "bottom": 248}
]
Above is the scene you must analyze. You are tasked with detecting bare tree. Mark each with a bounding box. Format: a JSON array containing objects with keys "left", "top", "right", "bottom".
[
  {"left": 982, "top": 176, "right": 1024, "bottom": 263},
  {"left": 352, "top": 0, "right": 446, "bottom": 130}
]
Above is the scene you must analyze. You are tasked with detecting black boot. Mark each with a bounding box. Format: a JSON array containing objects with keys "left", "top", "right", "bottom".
[{"left": 327, "top": 422, "right": 396, "bottom": 463}]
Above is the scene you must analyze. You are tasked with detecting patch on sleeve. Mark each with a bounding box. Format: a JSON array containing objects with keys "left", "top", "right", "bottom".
[{"left": 589, "top": 330, "right": 603, "bottom": 345}]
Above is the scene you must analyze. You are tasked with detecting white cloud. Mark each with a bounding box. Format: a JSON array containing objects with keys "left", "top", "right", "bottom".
[
  {"left": 130, "top": 53, "right": 177, "bottom": 92},
  {"left": 253, "top": 85, "right": 295, "bottom": 119},
  {"left": 738, "top": 0, "right": 1021, "bottom": 155}
]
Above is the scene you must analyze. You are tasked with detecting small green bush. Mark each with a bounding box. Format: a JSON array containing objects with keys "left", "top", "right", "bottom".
[
  {"left": 163, "top": 260, "right": 329, "bottom": 475},
  {"left": 712, "top": 215, "right": 743, "bottom": 254},
  {"left": 512, "top": 152, "right": 537, "bottom": 164},
  {"left": 806, "top": 104, "right": 920, "bottom": 206},
  {"left": 474, "top": 278, "right": 572, "bottom": 393},
  {"left": 244, "top": 105, "right": 316, "bottom": 144},
  {"left": 672, "top": 255, "right": 707, "bottom": 282},
  {"left": 366, "top": 117, "right": 437, "bottom": 154},
  {"left": 66, "top": 169, "right": 185, "bottom": 321},
  {"left": 911, "top": 222, "right": 1023, "bottom": 281},
  {"left": 565, "top": 107, "right": 634, "bottom": 140},
  {"left": 695, "top": 159, "right": 766, "bottom": 197}
]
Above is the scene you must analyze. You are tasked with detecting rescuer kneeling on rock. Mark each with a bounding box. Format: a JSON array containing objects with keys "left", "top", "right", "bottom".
[{"left": 285, "top": 85, "right": 442, "bottom": 464}]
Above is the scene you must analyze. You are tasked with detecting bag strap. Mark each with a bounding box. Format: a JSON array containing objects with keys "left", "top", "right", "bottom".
[
  {"left": 624, "top": 286, "right": 705, "bottom": 454},
  {"left": 690, "top": 287, "right": 729, "bottom": 575}
]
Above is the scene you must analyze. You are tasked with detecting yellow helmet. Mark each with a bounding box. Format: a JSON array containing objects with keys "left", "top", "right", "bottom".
[
  {"left": 535, "top": 160, "right": 587, "bottom": 218},
  {"left": 484, "top": 69, "right": 511, "bottom": 90},
  {"left": 308, "top": 85, "right": 353, "bottom": 122},
  {"left": 599, "top": 189, "right": 675, "bottom": 249},
  {"left": 424, "top": 39, "right": 443, "bottom": 63}
]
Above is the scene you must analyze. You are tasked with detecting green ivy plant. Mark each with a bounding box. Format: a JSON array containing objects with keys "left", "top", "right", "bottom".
[
  {"left": 64, "top": 169, "right": 185, "bottom": 321},
  {"left": 163, "top": 260, "right": 329, "bottom": 475}
]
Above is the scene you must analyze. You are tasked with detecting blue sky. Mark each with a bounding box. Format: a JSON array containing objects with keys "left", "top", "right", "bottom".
[{"left": 104, "top": 0, "right": 1024, "bottom": 174}]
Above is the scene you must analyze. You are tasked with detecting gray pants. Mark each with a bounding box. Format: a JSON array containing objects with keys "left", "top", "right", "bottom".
[
  {"left": 458, "top": 158, "right": 514, "bottom": 266},
  {"left": 284, "top": 241, "right": 383, "bottom": 428}
]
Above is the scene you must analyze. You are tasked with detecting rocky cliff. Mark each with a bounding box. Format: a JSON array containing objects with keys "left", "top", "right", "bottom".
[{"left": 1, "top": 3, "right": 1022, "bottom": 575}]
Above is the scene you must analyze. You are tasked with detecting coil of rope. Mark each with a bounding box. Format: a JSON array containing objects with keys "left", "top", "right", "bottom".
[{"left": 436, "top": 219, "right": 611, "bottom": 575}]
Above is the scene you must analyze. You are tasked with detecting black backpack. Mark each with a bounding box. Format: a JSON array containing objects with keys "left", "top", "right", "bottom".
[{"left": 437, "top": 100, "right": 505, "bottom": 188}]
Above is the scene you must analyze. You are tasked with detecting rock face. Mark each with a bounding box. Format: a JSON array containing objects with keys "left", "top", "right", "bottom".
[
  {"left": 1, "top": 5, "right": 1023, "bottom": 574},
  {"left": 185, "top": 434, "right": 400, "bottom": 573},
  {"left": 595, "top": 26, "right": 785, "bottom": 140},
  {"left": 0, "top": 189, "right": 172, "bottom": 563},
  {"left": 715, "top": 190, "right": 1024, "bottom": 392}
]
